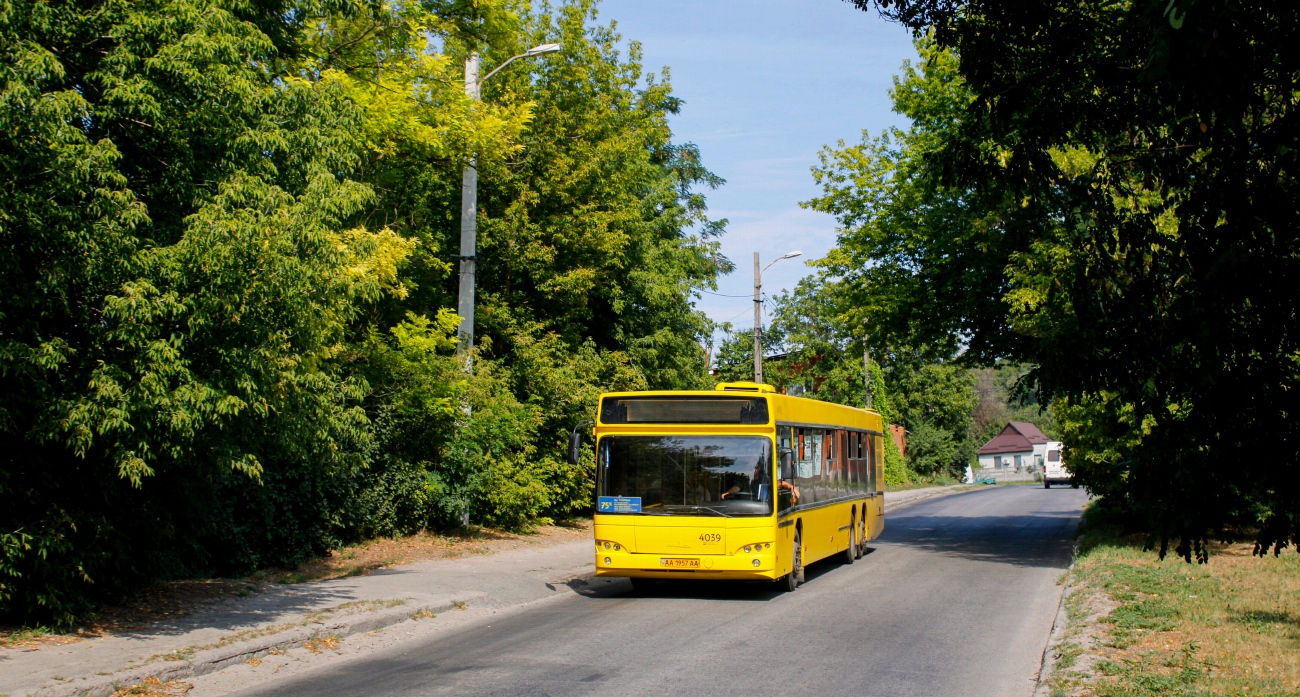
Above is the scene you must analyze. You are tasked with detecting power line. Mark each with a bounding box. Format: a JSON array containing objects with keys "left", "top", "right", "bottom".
[{"left": 697, "top": 289, "right": 754, "bottom": 298}]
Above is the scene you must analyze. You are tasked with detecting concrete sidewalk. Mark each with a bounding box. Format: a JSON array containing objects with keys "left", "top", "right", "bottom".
[
  {"left": 2, "top": 540, "right": 594, "bottom": 697},
  {"left": 884, "top": 483, "right": 981, "bottom": 511},
  {"left": 2, "top": 484, "right": 974, "bottom": 697}
]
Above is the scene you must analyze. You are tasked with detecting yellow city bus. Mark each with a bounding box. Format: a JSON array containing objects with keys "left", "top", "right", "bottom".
[{"left": 584, "top": 381, "right": 886, "bottom": 592}]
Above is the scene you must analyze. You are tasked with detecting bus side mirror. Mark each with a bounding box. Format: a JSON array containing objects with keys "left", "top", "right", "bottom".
[
  {"left": 568, "top": 431, "right": 583, "bottom": 465},
  {"left": 779, "top": 448, "right": 795, "bottom": 480}
]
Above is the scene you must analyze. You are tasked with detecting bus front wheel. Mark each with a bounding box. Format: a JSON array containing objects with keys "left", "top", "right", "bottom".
[{"left": 781, "top": 534, "right": 802, "bottom": 592}]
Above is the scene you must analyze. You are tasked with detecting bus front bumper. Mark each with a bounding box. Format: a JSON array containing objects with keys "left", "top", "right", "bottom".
[{"left": 593, "top": 549, "right": 782, "bottom": 581}]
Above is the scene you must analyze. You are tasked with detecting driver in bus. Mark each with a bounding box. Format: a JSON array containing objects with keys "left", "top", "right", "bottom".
[{"left": 721, "top": 456, "right": 797, "bottom": 502}]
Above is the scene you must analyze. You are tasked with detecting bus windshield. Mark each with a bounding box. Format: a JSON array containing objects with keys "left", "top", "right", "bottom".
[{"left": 598, "top": 436, "right": 773, "bottom": 517}]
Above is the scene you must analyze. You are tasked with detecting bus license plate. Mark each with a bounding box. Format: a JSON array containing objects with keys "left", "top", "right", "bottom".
[{"left": 661, "top": 558, "right": 700, "bottom": 568}]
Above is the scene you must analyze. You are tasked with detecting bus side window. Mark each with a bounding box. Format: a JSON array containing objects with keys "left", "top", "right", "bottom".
[
  {"left": 842, "top": 430, "right": 850, "bottom": 497},
  {"left": 842, "top": 429, "right": 852, "bottom": 496},
  {"left": 776, "top": 426, "right": 796, "bottom": 512},
  {"left": 806, "top": 431, "right": 823, "bottom": 503},
  {"left": 823, "top": 429, "right": 836, "bottom": 499},
  {"left": 794, "top": 428, "right": 815, "bottom": 504},
  {"left": 850, "top": 432, "right": 864, "bottom": 494},
  {"left": 858, "top": 432, "right": 868, "bottom": 494},
  {"left": 866, "top": 434, "right": 877, "bottom": 496}
]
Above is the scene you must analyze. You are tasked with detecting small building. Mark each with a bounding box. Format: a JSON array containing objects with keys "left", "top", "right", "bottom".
[
  {"left": 888, "top": 424, "right": 906, "bottom": 460},
  {"left": 977, "top": 421, "right": 1059, "bottom": 471}
]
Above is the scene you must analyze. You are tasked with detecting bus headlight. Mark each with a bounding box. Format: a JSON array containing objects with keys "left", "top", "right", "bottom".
[
  {"left": 603, "top": 542, "right": 611, "bottom": 549},
  {"left": 744, "top": 546, "right": 751, "bottom": 553},
  {"left": 752, "top": 559, "right": 761, "bottom": 567},
  {"left": 604, "top": 557, "right": 612, "bottom": 565},
  {"left": 613, "top": 544, "right": 620, "bottom": 551}
]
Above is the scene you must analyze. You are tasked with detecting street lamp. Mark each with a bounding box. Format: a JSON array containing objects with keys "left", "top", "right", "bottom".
[
  {"left": 457, "top": 43, "right": 563, "bottom": 364},
  {"left": 753, "top": 250, "right": 802, "bottom": 384}
]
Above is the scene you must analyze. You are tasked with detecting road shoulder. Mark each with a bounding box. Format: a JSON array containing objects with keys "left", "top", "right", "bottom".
[
  {"left": 1033, "top": 506, "right": 1300, "bottom": 695},
  {"left": 883, "top": 483, "right": 986, "bottom": 512},
  {"left": 3, "top": 528, "right": 595, "bottom": 697}
]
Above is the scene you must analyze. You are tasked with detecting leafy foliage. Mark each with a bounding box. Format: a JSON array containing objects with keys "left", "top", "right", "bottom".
[
  {"left": 713, "top": 275, "right": 974, "bottom": 485},
  {"left": 0, "top": 0, "right": 724, "bottom": 623},
  {"left": 465, "top": 1, "right": 726, "bottom": 389},
  {"left": 971, "top": 365, "right": 1058, "bottom": 446},
  {"left": 1, "top": 0, "right": 408, "bottom": 622},
  {"left": 837, "top": 2, "right": 1300, "bottom": 557}
]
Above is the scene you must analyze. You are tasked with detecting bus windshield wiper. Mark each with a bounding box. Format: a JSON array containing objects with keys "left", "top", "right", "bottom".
[{"left": 688, "top": 505, "right": 733, "bottom": 518}]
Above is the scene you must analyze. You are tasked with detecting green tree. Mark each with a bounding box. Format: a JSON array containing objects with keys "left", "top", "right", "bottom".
[
  {"left": 838, "top": 2, "right": 1300, "bottom": 557},
  {"left": 0, "top": 0, "right": 418, "bottom": 620},
  {"left": 466, "top": 1, "right": 727, "bottom": 389},
  {"left": 970, "top": 364, "right": 1058, "bottom": 447},
  {"left": 889, "top": 358, "right": 977, "bottom": 476},
  {"left": 0, "top": 0, "right": 731, "bottom": 624},
  {"left": 805, "top": 36, "right": 1017, "bottom": 364},
  {"left": 354, "top": 0, "right": 729, "bottom": 529},
  {"left": 715, "top": 276, "right": 971, "bottom": 485},
  {"left": 333, "top": 1, "right": 728, "bottom": 531}
]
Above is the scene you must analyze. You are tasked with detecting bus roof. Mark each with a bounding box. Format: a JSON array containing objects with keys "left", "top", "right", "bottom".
[{"left": 597, "top": 383, "right": 884, "bottom": 432}]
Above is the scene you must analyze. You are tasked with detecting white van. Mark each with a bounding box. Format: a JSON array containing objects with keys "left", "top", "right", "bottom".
[{"left": 1042, "top": 442, "right": 1069, "bottom": 487}]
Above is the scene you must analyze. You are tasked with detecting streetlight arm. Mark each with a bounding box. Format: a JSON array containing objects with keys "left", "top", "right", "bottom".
[
  {"left": 479, "top": 52, "right": 526, "bottom": 85},
  {"left": 480, "top": 43, "right": 561, "bottom": 85},
  {"left": 762, "top": 251, "right": 803, "bottom": 273}
]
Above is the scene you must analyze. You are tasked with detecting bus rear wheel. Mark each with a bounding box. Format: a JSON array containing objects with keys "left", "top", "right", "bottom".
[{"left": 842, "top": 523, "right": 856, "bottom": 564}]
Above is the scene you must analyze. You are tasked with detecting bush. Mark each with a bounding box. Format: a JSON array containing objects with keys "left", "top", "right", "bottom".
[{"left": 905, "top": 420, "right": 962, "bottom": 478}]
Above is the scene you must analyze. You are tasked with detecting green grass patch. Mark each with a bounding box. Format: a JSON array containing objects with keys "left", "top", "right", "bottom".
[
  {"left": 0, "top": 625, "right": 53, "bottom": 647},
  {"left": 1048, "top": 503, "right": 1300, "bottom": 695}
]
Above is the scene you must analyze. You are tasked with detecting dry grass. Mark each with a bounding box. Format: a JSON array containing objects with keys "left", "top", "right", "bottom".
[
  {"left": 255, "top": 519, "right": 592, "bottom": 585},
  {"left": 142, "top": 598, "right": 406, "bottom": 665},
  {"left": 0, "top": 624, "right": 87, "bottom": 649},
  {"left": 303, "top": 634, "right": 341, "bottom": 653},
  {"left": 109, "top": 676, "right": 193, "bottom": 696},
  {"left": 0, "top": 519, "right": 592, "bottom": 651},
  {"left": 1044, "top": 508, "right": 1300, "bottom": 696}
]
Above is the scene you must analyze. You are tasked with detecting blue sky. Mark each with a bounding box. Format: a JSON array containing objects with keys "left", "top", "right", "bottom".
[{"left": 593, "top": 0, "right": 918, "bottom": 344}]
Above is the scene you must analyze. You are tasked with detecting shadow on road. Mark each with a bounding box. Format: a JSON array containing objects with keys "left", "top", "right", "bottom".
[
  {"left": 565, "top": 549, "right": 877, "bottom": 603},
  {"left": 879, "top": 509, "right": 1081, "bottom": 569},
  {"left": 566, "top": 489, "right": 1085, "bottom": 602},
  {"left": 567, "top": 576, "right": 784, "bottom": 602}
]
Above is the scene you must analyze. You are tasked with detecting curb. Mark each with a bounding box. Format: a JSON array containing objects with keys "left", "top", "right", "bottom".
[
  {"left": 1033, "top": 545, "right": 1080, "bottom": 697},
  {"left": 883, "top": 484, "right": 983, "bottom": 512},
  {"left": 31, "top": 596, "right": 480, "bottom": 697}
]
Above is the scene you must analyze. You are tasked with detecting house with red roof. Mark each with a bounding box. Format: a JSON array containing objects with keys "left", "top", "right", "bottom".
[{"left": 976, "top": 421, "right": 1060, "bottom": 472}]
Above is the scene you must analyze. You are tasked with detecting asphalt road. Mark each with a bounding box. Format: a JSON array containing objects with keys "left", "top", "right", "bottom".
[{"left": 231, "top": 485, "right": 1089, "bottom": 697}]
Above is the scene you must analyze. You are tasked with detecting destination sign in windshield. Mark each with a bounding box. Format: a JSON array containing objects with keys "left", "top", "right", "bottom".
[{"left": 600, "top": 397, "right": 768, "bottom": 424}]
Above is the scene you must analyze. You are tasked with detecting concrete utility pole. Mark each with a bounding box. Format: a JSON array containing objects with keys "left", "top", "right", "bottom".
[
  {"left": 752, "top": 250, "right": 803, "bottom": 385},
  {"left": 456, "top": 43, "right": 561, "bottom": 367},
  {"left": 753, "top": 253, "right": 763, "bottom": 384},
  {"left": 863, "top": 332, "right": 873, "bottom": 409},
  {"left": 456, "top": 52, "right": 480, "bottom": 367}
]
